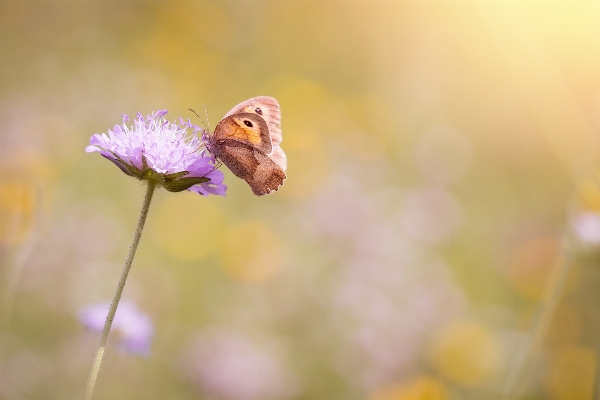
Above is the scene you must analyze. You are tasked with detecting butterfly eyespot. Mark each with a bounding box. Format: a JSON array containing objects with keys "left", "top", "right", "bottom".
[
  {"left": 244, "top": 120, "right": 253, "bottom": 127},
  {"left": 255, "top": 107, "right": 263, "bottom": 115}
]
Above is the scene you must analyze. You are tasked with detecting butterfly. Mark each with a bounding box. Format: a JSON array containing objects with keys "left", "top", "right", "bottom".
[{"left": 204, "top": 96, "right": 287, "bottom": 196}]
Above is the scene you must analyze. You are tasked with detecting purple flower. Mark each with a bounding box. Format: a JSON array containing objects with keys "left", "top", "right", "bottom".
[
  {"left": 86, "top": 110, "right": 226, "bottom": 196},
  {"left": 80, "top": 301, "right": 153, "bottom": 356},
  {"left": 180, "top": 330, "right": 299, "bottom": 400},
  {"left": 571, "top": 211, "right": 600, "bottom": 244}
]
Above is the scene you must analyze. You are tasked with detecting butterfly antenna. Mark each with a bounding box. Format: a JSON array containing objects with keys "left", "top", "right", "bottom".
[
  {"left": 188, "top": 108, "right": 209, "bottom": 132},
  {"left": 188, "top": 108, "right": 210, "bottom": 153},
  {"left": 204, "top": 105, "right": 210, "bottom": 133}
]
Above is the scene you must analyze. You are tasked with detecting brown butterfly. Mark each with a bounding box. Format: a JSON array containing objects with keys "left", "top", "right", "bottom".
[{"left": 205, "top": 96, "right": 287, "bottom": 196}]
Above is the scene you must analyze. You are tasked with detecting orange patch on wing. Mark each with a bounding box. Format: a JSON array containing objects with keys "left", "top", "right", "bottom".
[{"left": 224, "top": 117, "right": 266, "bottom": 145}]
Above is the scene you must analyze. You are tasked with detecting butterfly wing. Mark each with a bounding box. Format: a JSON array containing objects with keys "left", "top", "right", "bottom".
[
  {"left": 224, "top": 96, "right": 287, "bottom": 171},
  {"left": 224, "top": 96, "right": 282, "bottom": 145},
  {"left": 213, "top": 113, "right": 272, "bottom": 154},
  {"left": 213, "top": 139, "right": 286, "bottom": 196}
]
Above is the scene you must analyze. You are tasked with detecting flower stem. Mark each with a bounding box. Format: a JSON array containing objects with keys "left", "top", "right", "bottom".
[
  {"left": 84, "top": 181, "right": 156, "bottom": 400},
  {"left": 502, "top": 235, "right": 572, "bottom": 399}
]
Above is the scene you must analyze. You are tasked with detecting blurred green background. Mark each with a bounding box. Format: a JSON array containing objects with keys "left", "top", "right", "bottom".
[{"left": 2, "top": 1, "right": 600, "bottom": 399}]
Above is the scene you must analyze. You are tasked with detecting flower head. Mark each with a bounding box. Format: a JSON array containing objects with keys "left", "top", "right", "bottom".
[
  {"left": 80, "top": 301, "right": 153, "bottom": 356},
  {"left": 180, "top": 330, "right": 299, "bottom": 400},
  {"left": 86, "top": 110, "right": 226, "bottom": 196},
  {"left": 571, "top": 211, "right": 600, "bottom": 244}
]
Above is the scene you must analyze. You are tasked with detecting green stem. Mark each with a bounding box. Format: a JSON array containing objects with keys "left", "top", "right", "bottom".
[
  {"left": 502, "top": 235, "right": 572, "bottom": 399},
  {"left": 84, "top": 181, "right": 156, "bottom": 400}
]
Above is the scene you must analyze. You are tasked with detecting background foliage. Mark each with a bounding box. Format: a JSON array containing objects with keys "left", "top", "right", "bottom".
[{"left": 2, "top": 1, "right": 600, "bottom": 399}]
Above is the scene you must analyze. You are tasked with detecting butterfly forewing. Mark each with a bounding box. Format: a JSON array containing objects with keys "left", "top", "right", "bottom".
[
  {"left": 213, "top": 113, "right": 272, "bottom": 154},
  {"left": 224, "top": 96, "right": 282, "bottom": 147}
]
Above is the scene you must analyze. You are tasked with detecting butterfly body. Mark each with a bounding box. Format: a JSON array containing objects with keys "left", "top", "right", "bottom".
[{"left": 205, "top": 97, "right": 287, "bottom": 196}]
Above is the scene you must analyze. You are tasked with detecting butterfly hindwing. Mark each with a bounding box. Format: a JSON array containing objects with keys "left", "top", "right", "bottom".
[{"left": 213, "top": 139, "right": 285, "bottom": 196}]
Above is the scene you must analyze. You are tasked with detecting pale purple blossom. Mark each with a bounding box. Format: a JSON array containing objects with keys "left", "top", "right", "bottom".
[
  {"left": 332, "top": 258, "right": 465, "bottom": 389},
  {"left": 80, "top": 301, "right": 153, "bottom": 356},
  {"left": 571, "top": 211, "right": 600, "bottom": 244},
  {"left": 86, "top": 110, "right": 226, "bottom": 196},
  {"left": 180, "top": 330, "right": 299, "bottom": 400}
]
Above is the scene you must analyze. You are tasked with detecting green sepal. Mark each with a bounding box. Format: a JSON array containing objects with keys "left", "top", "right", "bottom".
[
  {"left": 163, "top": 176, "right": 211, "bottom": 192},
  {"left": 163, "top": 171, "right": 189, "bottom": 180},
  {"left": 105, "top": 155, "right": 210, "bottom": 192},
  {"left": 107, "top": 151, "right": 143, "bottom": 178},
  {"left": 124, "top": 164, "right": 143, "bottom": 178},
  {"left": 139, "top": 168, "right": 167, "bottom": 188}
]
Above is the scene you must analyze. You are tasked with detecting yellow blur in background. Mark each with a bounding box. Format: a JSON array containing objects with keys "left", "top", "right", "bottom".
[{"left": 2, "top": 1, "right": 600, "bottom": 399}]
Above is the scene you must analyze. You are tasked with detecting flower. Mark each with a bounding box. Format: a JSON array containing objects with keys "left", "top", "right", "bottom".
[
  {"left": 80, "top": 301, "right": 153, "bottom": 356},
  {"left": 86, "top": 110, "right": 226, "bottom": 196},
  {"left": 180, "top": 329, "right": 299, "bottom": 400},
  {"left": 571, "top": 211, "right": 600, "bottom": 244}
]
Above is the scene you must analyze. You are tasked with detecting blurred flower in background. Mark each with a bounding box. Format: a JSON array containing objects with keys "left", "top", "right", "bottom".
[
  {"left": 180, "top": 329, "right": 299, "bottom": 400},
  {"left": 428, "top": 320, "right": 503, "bottom": 387},
  {"left": 571, "top": 211, "right": 600, "bottom": 245},
  {"left": 368, "top": 376, "right": 449, "bottom": 400},
  {"left": 80, "top": 301, "right": 153, "bottom": 356},
  {"left": 0, "top": 181, "right": 38, "bottom": 249}
]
